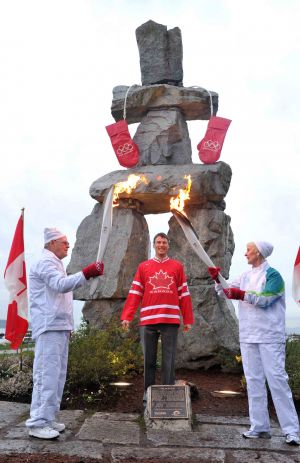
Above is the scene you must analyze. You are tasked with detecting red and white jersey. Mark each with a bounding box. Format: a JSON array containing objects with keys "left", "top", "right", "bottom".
[{"left": 121, "top": 257, "right": 194, "bottom": 326}]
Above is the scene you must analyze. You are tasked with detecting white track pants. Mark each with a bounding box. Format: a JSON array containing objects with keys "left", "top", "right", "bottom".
[
  {"left": 26, "top": 330, "right": 70, "bottom": 428},
  {"left": 240, "top": 342, "right": 299, "bottom": 435}
]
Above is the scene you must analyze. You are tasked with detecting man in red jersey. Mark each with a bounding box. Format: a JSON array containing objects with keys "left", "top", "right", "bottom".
[{"left": 121, "top": 232, "right": 194, "bottom": 404}]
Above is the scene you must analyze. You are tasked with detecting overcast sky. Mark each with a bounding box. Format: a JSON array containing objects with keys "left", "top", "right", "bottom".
[{"left": 0, "top": 0, "right": 299, "bottom": 330}]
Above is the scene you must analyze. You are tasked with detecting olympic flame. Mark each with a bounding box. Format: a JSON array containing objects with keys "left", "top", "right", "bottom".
[
  {"left": 113, "top": 174, "right": 148, "bottom": 206},
  {"left": 170, "top": 175, "right": 192, "bottom": 215}
]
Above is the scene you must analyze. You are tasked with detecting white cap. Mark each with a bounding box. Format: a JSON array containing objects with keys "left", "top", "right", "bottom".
[
  {"left": 44, "top": 227, "right": 65, "bottom": 245},
  {"left": 254, "top": 241, "right": 274, "bottom": 259}
]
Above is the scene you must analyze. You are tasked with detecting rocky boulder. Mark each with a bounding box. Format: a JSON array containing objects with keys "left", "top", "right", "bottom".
[
  {"left": 111, "top": 84, "right": 218, "bottom": 124},
  {"left": 67, "top": 205, "right": 149, "bottom": 299},
  {"left": 89, "top": 162, "right": 232, "bottom": 214}
]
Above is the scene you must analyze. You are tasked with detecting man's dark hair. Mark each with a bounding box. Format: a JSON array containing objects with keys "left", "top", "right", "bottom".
[{"left": 153, "top": 232, "right": 170, "bottom": 244}]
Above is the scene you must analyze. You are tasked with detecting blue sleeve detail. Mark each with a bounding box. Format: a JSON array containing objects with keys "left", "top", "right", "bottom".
[
  {"left": 245, "top": 267, "right": 285, "bottom": 308},
  {"left": 264, "top": 267, "right": 285, "bottom": 295}
]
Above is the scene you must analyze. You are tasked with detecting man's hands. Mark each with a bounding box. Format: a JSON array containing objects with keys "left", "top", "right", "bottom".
[
  {"left": 82, "top": 261, "right": 104, "bottom": 280},
  {"left": 121, "top": 320, "right": 130, "bottom": 331},
  {"left": 208, "top": 266, "right": 221, "bottom": 283},
  {"left": 183, "top": 324, "right": 192, "bottom": 332},
  {"left": 121, "top": 321, "right": 191, "bottom": 332},
  {"left": 223, "top": 287, "right": 245, "bottom": 300}
]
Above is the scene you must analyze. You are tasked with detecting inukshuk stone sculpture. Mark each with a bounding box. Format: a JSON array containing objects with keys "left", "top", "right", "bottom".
[{"left": 68, "top": 20, "right": 239, "bottom": 369}]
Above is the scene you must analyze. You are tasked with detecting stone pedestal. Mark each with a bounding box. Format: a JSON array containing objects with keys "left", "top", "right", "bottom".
[{"left": 144, "top": 385, "right": 192, "bottom": 431}]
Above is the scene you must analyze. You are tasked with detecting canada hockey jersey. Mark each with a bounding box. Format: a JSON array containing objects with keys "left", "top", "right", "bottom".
[{"left": 121, "top": 256, "right": 194, "bottom": 326}]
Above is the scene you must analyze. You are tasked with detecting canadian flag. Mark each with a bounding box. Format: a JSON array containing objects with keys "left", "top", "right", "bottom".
[
  {"left": 292, "top": 247, "right": 300, "bottom": 307},
  {"left": 4, "top": 212, "right": 28, "bottom": 349}
]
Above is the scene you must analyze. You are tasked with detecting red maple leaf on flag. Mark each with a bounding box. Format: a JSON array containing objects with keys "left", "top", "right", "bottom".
[
  {"left": 17, "top": 261, "right": 27, "bottom": 297},
  {"left": 149, "top": 270, "right": 174, "bottom": 290}
]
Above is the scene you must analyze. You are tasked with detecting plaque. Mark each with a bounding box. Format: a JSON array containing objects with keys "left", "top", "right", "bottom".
[{"left": 149, "top": 385, "right": 189, "bottom": 419}]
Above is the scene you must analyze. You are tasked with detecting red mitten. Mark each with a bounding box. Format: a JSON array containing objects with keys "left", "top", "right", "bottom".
[
  {"left": 208, "top": 266, "right": 221, "bottom": 283},
  {"left": 223, "top": 287, "right": 245, "bottom": 300},
  {"left": 106, "top": 120, "right": 139, "bottom": 168},
  {"left": 197, "top": 116, "right": 232, "bottom": 164},
  {"left": 82, "top": 261, "right": 104, "bottom": 280}
]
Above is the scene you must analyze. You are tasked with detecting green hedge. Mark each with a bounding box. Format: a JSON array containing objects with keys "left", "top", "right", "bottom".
[
  {"left": 64, "top": 320, "right": 143, "bottom": 406},
  {"left": 286, "top": 336, "right": 300, "bottom": 399}
]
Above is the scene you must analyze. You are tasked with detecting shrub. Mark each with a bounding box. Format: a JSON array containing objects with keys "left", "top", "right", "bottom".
[
  {"left": 0, "top": 319, "right": 144, "bottom": 406},
  {"left": 0, "top": 351, "right": 33, "bottom": 399},
  {"left": 286, "top": 336, "right": 300, "bottom": 399},
  {"left": 215, "top": 347, "right": 243, "bottom": 374},
  {"left": 64, "top": 319, "right": 143, "bottom": 406}
]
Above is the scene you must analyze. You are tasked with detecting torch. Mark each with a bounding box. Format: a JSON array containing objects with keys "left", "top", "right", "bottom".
[
  {"left": 171, "top": 210, "right": 236, "bottom": 321},
  {"left": 89, "top": 174, "right": 148, "bottom": 297},
  {"left": 89, "top": 185, "right": 114, "bottom": 296}
]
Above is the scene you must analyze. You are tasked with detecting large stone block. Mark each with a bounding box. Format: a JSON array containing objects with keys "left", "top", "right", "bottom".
[
  {"left": 89, "top": 162, "right": 232, "bottom": 214},
  {"left": 168, "top": 208, "right": 235, "bottom": 279},
  {"left": 82, "top": 299, "right": 125, "bottom": 329},
  {"left": 175, "top": 285, "right": 239, "bottom": 369},
  {"left": 136, "top": 20, "right": 183, "bottom": 86},
  {"left": 111, "top": 84, "right": 218, "bottom": 123},
  {"left": 167, "top": 209, "right": 238, "bottom": 368},
  {"left": 134, "top": 109, "right": 192, "bottom": 165},
  {"left": 67, "top": 205, "right": 149, "bottom": 299}
]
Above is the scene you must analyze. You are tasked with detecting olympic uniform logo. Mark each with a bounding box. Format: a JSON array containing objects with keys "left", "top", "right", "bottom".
[
  {"left": 117, "top": 143, "right": 134, "bottom": 156},
  {"left": 203, "top": 140, "right": 220, "bottom": 152}
]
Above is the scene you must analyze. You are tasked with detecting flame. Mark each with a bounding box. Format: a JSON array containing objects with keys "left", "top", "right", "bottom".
[
  {"left": 113, "top": 174, "right": 148, "bottom": 205},
  {"left": 170, "top": 175, "right": 192, "bottom": 214}
]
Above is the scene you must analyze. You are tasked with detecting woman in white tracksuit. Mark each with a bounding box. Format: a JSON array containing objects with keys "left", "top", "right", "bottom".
[
  {"left": 209, "top": 241, "right": 300, "bottom": 446},
  {"left": 26, "top": 227, "right": 104, "bottom": 440}
]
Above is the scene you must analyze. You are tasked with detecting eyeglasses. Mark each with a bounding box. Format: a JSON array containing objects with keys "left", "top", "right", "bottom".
[{"left": 54, "top": 240, "right": 70, "bottom": 246}]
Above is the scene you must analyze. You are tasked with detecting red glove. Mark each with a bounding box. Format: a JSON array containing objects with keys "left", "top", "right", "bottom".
[
  {"left": 197, "top": 116, "right": 231, "bottom": 164},
  {"left": 208, "top": 266, "right": 221, "bottom": 283},
  {"left": 223, "top": 287, "right": 245, "bottom": 300},
  {"left": 106, "top": 120, "right": 139, "bottom": 168},
  {"left": 82, "top": 261, "right": 104, "bottom": 280}
]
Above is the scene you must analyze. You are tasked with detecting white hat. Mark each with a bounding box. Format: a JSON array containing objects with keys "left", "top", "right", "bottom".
[
  {"left": 254, "top": 241, "right": 274, "bottom": 259},
  {"left": 44, "top": 227, "right": 66, "bottom": 245}
]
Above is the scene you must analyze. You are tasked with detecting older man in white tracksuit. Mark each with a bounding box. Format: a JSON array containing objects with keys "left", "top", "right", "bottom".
[
  {"left": 26, "top": 227, "right": 104, "bottom": 440},
  {"left": 209, "top": 241, "right": 300, "bottom": 446}
]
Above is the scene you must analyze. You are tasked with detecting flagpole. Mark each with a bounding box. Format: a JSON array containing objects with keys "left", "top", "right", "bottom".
[{"left": 19, "top": 208, "right": 25, "bottom": 371}]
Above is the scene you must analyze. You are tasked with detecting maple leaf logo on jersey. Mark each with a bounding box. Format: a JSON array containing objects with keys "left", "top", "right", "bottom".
[{"left": 149, "top": 270, "right": 174, "bottom": 290}]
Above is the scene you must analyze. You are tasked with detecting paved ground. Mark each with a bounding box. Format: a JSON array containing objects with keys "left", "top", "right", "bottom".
[{"left": 1, "top": 401, "right": 300, "bottom": 462}]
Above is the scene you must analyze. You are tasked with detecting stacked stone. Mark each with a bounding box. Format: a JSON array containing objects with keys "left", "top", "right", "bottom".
[{"left": 67, "top": 20, "right": 239, "bottom": 368}]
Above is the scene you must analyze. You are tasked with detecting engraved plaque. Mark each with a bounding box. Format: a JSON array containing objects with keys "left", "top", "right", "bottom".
[{"left": 149, "top": 385, "right": 188, "bottom": 419}]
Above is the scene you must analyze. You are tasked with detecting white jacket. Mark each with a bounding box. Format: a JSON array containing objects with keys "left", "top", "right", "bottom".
[
  {"left": 29, "top": 249, "right": 86, "bottom": 340},
  {"left": 216, "top": 261, "right": 286, "bottom": 343}
]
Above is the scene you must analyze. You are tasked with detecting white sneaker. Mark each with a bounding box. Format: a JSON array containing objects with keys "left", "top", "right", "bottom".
[
  {"left": 29, "top": 426, "right": 59, "bottom": 439},
  {"left": 285, "top": 434, "right": 300, "bottom": 445},
  {"left": 52, "top": 421, "right": 65, "bottom": 432},
  {"left": 242, "top": 430, "right": 271, "bottom": 439}
]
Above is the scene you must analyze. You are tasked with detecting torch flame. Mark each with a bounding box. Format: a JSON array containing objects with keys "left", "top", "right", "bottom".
[
  {"left": 170, "top": 175, "right": 192, "bottom": 215},
  {"left": 113, "top": 174, "right": 148, "bottom": 205}
]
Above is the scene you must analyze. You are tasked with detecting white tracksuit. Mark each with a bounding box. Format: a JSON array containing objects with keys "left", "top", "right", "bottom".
[
  {"left": 26, "top": 249, "right": 86, "bottom": 428},
  {"left": 216, "top": 260, "right": 299, "bottom": 435}
]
